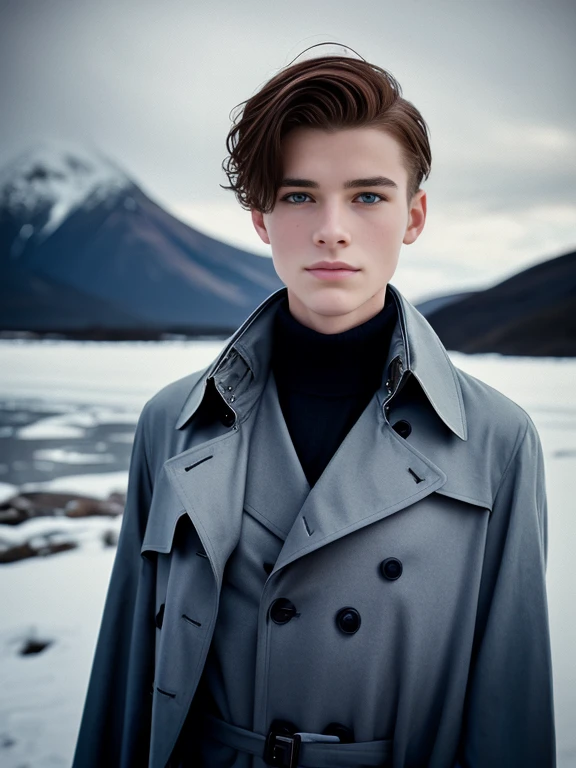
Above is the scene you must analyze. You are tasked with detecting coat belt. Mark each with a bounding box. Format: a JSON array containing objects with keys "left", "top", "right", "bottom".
[{"left": 200, "top": 713, "right": 393, "bottom": 767}]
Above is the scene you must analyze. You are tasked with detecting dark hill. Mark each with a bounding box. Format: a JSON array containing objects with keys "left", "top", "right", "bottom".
[{"left": 424, "top": 250, "right": 576, "bottom": 356}]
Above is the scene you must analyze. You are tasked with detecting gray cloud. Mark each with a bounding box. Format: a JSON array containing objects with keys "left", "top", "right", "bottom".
[{"left": 1, "top": 0, "right": 574, "bottom": 272}]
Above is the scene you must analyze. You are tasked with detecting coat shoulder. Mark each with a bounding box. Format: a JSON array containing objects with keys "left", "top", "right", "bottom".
[
  {"left": 455, "top": 365, "right": 533, "bottom": 432},
  {"left": 136, "top": 366, "right": 209, "bottom": 464},
  {"left": 454, "top": 365, "right": 539, "bottom": 480},
  {"left": 145, "top": 366, "right": 207, "bottom": 423}
]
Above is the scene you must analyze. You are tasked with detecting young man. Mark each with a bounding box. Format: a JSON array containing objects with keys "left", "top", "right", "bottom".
[{"left": 72, "top": 47, "right": 556, "bottom": 768}]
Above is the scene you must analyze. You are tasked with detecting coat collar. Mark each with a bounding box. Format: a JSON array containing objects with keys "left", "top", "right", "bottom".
[{"left": 174, "top": 284, "right": 468, "bottom": 441}]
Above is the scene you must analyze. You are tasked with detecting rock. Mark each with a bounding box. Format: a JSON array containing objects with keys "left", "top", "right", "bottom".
[
  {"left": 102, "top": 529, "right": 119, "bottom": 547},
  {"left": 0, "top": 490, "right": 125, "bottom": 524},
  {"left": 64, "top": 496, "right": 124, "bottom": 518},
  {"left": 20, "top": 636, "right": 53, "bottom": 655},
  {"left": 0, "top": 538, "right": 78, "bottom": 564}
]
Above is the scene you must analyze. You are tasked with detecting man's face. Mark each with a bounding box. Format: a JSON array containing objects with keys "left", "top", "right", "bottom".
[{"left": 251, "top": 126, "right": 427, "bottom": 333}]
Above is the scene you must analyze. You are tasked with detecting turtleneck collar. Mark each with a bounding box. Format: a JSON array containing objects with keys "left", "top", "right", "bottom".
[{"left": 271, "top": 289, "right": 397, "bottom": 397}]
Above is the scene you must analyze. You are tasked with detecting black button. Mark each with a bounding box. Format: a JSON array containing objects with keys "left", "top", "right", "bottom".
[
  {"left": 220, "top": 408, "right": 235, "bottom": 427},
  {"left": 392, "top": 419, "right": 412, "bottom": 438},
  {"left": 269, "top": 598, "right": 297, "bottom": 624},
  {"left": 380, "top": 557, "right": 403, "bottom": 580},
  {"left": 336, "top": 607, "right": 361, "bottom": 634},
  {"left": 155, "top": 603, "right": 165, "bottom": 629},
  {"left": 263, "top": 562, "right": 274, "bottom": 575},
  {"left": 322, "top": 722, "right": 354, "bottom": 743}
]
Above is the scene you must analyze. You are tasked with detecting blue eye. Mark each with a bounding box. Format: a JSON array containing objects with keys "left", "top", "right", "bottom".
[
  {"left": 282, "top": 192, "right": 384, "bottom": 205},
  {"left": 283, "top": 193, "right": 311, "bottom": 204},
  {"left": 357, "top": 193, "right": 383, "bottom": 204}
]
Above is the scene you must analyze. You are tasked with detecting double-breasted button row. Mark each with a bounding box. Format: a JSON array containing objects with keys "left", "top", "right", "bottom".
[
  {"left": 267, "top": 558, "right": 403, "bottom": 630},
  {"left": 160, "top": 554, "right": 402, "bottom": 631},
  {"left": 269, "top": 600, "right": 363, "bottom": 634}
]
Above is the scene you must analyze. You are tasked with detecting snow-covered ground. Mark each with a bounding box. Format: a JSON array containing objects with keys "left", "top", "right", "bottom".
[{"left": 0, "top": 340, "right": 574, "bottom": 767}]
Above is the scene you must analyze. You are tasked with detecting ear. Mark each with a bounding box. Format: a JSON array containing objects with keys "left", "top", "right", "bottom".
[
  {"left": 251, "top": 209, "right": 271, "bottom": 245},
  {"left": 403, "top": 189, "right": 427, "bottom": 245}
]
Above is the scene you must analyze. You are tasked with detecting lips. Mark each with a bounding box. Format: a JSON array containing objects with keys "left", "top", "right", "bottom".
[
  {"left": 305, "top": 264, "right": 360, "bottom": 281},
  {"left": 307, "top": 261, "right": 359, "bottom": 271}
]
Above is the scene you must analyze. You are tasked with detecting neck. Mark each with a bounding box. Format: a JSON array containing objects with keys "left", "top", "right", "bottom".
[
  {"left": 271, "top": 288, "right": 397, "bottom": 396},
  {"left": 285, "top": 286, "right": 388, "bottom": 334}
]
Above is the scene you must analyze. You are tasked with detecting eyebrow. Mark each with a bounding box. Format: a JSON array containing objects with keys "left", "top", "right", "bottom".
[{"left": 279, "top": 175, "right": 398, "bottom": 190}]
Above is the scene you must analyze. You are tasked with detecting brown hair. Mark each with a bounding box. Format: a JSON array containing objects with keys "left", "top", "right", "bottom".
[{"left": 220, "top": 48, "right": 432, "bottom": 213}]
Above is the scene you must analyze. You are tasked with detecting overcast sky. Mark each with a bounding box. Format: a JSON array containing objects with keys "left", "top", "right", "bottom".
[{"left": 1, "top": 0, "right": 575, "bottom": 300}]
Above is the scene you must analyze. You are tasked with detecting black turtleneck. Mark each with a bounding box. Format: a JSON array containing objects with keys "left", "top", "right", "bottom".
[{"left": 270, "top": 290, "right": 397, "bottom": 488}]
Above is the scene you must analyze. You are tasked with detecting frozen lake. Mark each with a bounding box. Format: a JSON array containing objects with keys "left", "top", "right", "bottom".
[{"left": 0, "top": 339, "right": 574, "bottom": 767}]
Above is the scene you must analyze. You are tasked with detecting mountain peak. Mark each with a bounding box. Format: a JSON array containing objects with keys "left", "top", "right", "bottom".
[{"left": 0, "top": 141, "right": 132, "bottom": 241}]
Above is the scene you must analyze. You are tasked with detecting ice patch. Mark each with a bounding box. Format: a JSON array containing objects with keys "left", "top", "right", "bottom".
[
  {"left": 32, "top": 449, "right": 116, "bottom": 465},
  {"left": 0, "top": 482, "right": 18, "bottom": 505},
  {"left": 15, "top": 407, "right": 139, "bottom": 440},
  {"left": 107, "top": 432, "right": 136, "bottom": 443},
  {"left": 19, "top": 471, "right": 128, "bottom": 499},
  {"left": 0, "top": 513, "right": 122, "bottom": 549}
]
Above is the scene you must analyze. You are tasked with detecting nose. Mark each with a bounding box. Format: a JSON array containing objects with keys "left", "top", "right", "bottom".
[{"left": 312, "top": 204, "right": 351, "bottom": 248}]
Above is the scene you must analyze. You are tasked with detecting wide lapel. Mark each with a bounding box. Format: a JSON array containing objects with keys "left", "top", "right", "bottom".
[
  {"left": 243, "top": 368, "right": 311, "bottom": 540},
  {"left": 273, "top": 391, "right": 448, "bottom": 574},
  {"left": 144, "top": 417, "right": 261, "bottom": 768},
  {"left": 140, "top": 404, "right": 269, "bottom": 768},
  {"left": 161, "top": 421, "right": 254, "bottom": 591}
]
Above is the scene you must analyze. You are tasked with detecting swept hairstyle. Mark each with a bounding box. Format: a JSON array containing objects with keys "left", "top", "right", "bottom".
[{"left": 221, "top": 48, "right": 432, "bottom": 214}]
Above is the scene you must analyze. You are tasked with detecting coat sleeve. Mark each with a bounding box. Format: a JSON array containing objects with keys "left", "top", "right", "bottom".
[
  {"left": 72, "top": 400, "right": 157, "bottom": 768},
  {"left": 456, "top": 415, "right": 556, "bottom": 767}
]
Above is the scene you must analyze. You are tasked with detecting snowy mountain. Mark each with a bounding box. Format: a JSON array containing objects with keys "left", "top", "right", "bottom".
[
  {"left": 0, "top": 141, "right": 133, "bottom": 254},
  {"left": 0, "top": 142, "right": 283, "bottom": 337}
]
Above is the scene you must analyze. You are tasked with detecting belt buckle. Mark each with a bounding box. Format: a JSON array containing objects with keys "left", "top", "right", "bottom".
[{"left": 264, "top": 720, "right": 301, "bottom": 767}]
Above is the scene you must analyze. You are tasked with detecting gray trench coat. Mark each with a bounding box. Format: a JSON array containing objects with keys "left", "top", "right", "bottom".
[{"left": 72, "top": 284, "right": 555, "bottom": 768}]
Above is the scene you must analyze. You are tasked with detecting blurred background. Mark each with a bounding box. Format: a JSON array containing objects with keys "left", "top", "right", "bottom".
[{"left": 0, "top": 0, "right": 575, "bottom": 765}]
